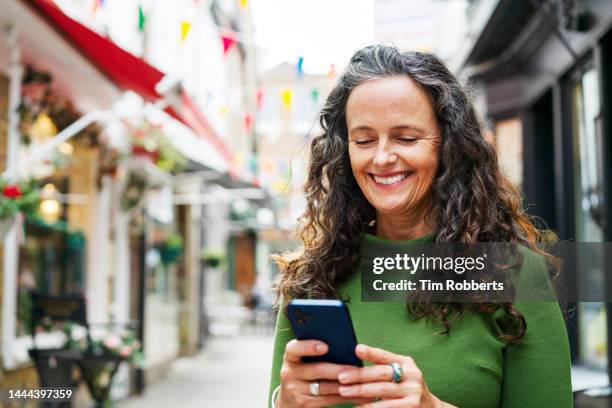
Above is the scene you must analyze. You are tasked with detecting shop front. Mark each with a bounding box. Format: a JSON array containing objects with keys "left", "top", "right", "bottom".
[{"left": 457, "top": 0, "right": 612, "bottom": 393}]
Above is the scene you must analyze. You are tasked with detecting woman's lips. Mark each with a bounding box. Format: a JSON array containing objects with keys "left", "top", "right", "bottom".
[{"left": 369, "top": 171, "right": 414, "bottom": 189}]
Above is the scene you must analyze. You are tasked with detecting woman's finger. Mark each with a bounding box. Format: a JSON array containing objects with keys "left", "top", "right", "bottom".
[
  {"left": 306, "top": 395, "right": 374, "bottom": 407},
  {"left": 337, "top": 364, "right": 395, "bottom": 384},
  {"left": 338, "top": 381, "right": 406, "bottom": 399},
  {"left": 296, "top": 361, "right": 360, "bottom": 381},
  {"left": 355, "top": 344, "right": 414, "bottom": 367},
  {"left": 284, "top": 339, "right": 328, "bottom": 363},
  {"left": 292, "top": 379, "right": 343, "bottom": 396},
  {"left": 354, "top": 397, "right": 421, "bottom": 408}
]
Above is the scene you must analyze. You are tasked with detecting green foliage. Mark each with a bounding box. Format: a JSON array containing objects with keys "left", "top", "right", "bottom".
[{"left": 0, "top": 179, "right": 40, "bottom": 220}]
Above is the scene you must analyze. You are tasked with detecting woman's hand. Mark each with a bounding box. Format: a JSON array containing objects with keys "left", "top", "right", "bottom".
[
  {"left": 336, "top": 344, "right": 457, "bottom": 408},
  {"left": 277, "top": 339, "right": 372, "bottom": 408}
]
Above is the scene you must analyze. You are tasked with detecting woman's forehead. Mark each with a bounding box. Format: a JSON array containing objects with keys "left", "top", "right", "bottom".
[{"left": 346, "top": 76, "right": 438, "bottom": 132}]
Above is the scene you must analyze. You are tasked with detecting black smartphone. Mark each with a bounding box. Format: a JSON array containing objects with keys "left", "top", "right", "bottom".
[{"left": 287, "top": 299, "right": 363, "bottom": 367}]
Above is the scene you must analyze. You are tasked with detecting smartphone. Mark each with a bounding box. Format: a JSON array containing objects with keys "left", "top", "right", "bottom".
[{"left": 287, "top": 299, "right": 363, "bottom": 367}]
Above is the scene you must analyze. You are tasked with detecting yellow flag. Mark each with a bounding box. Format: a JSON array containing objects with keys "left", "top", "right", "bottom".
[
  {"left": 180, "top": 21, "right": 192, "bottom": 43},
  {"left": 280, "top": 89, "right": 292, "bottom": 109},
  {"left": 239, "top": 0, "right": 248, "bottom": 9},
  {"left": 233, "top": 152, "right": 245, "bottom": 167}
]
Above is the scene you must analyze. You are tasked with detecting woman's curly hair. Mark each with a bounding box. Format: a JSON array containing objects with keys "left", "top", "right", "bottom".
[{"left": 273, "top": 44, "right": 556, "bottom": 342}]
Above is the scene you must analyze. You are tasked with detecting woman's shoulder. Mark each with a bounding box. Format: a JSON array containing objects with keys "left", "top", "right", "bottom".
[{"left": 511, "top": 243, "right": 558, "bottom": 302}]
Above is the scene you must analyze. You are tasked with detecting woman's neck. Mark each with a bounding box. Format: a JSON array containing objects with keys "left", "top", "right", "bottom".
[{"left": 375, "top": 206, "right": 434, "bottom": 241}]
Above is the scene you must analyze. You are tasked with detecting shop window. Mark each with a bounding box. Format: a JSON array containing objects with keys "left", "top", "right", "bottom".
[
  {"left": 495, "top": 118, "right": 523, "bottom": 187},
  {"left": 16, "top": 178, "right": 86, "bottom": 337},
  {"left": 571, "top": 65, "right": 606, "bottom": 370}
]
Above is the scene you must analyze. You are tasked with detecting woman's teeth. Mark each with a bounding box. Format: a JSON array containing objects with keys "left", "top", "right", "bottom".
[{"left": 373, "top": 172, "right": 410, "bottom": 185}]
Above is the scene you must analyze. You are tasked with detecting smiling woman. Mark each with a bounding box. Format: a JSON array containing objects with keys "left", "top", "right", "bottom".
[
  {"left": 347, "top": 76, "right": 441, "bottom": 241},
  {"left": 268, "top": 45, "right": 572, "bottom": 408}
]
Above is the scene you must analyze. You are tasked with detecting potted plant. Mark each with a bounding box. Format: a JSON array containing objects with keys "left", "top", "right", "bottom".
[{"left": 201, "top": 248, "right": 226, "bottom": 269}]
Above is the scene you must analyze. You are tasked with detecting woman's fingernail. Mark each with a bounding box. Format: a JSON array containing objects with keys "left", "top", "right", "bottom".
[
  {"left": 316, "top": 344, "right": 327, "bottom": 353},
  {"left": 339, "top": 386, "right": 353, "bottom": 396},
  {"left": 338, "top": 372, "right": 350, "bottom": 383}
]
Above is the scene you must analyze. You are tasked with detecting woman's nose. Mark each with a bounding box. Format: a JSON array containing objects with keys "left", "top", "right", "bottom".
[{"left": 373, "top": 144, "right": 397, "bottom": 166}]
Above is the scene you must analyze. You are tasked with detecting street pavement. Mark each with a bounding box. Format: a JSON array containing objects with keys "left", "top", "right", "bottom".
[{"left": 120, "top": 333, "right": 274, "bottom": 408}]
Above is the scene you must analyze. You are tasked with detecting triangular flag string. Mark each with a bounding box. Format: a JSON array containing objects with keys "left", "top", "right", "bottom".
[
  {"left": 221, "top": 34, "right": 236, "bottom": 56},
  {"left": 255, "top": 88, "right": 264, "bottom": 110},
  {"left": 138, "top": 4, "right": 146, "bottom": 33},
  {"left": 281, "top": 89, "right": 292, "bottom": 109},
  {"left": 180, "top": 21, "right": 192, "bottom": 43},
  {"left": 243, "top": 112, "right": 254, "bottom": 131}
]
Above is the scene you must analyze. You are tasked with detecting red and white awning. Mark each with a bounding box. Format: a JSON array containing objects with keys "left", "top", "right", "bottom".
[{"left": 15, "top": 0, "right": 233, "bottom": 171}]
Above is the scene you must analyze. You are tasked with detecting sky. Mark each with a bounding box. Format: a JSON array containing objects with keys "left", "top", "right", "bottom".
[{"left": 250, "top": 0, "right": 375, "bottom": 74}]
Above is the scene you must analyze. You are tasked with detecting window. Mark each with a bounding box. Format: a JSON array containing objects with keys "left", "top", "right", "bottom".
[{"left": 571, "top": 64, "right": 606, "bottom": 370}]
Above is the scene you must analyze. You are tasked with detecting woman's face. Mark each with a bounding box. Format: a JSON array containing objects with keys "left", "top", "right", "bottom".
[{"left": 347, "top": 76, "right": 441, "bottom": 217}]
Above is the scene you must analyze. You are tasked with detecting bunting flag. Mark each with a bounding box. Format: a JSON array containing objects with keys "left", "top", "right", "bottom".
[
  {"left": 92, "top": 0, "right": 103, "bottom": 15},
  {"left": 249, "top": 155, "right": 257, "bottom": 173},
  {"left": 239, "top": 0, "right": 248, "bottom": 9},
  {"left": 233, "top": 152, "right": 245, "bottom": 167},
  {"left": 311, "top": 87, "right": 319, "bottom": 103},
  {"left": 138, "top": 5, "right": 146, "bottom": 32},
  {"left": 255, "top": 88, "right": 264, "bottom": 110},
  {"left": 262, "top": 158, "right": 273, "bottom": 173},
  {"left": 221, "top": 34, "right": 236, "bottom": 56},
  {"left": 180, "top": 21, "right": 192, "bottom": 43},
  {"left": 218, "top": 105, "right": 229, "bottom": 116},
  {"left": 327, "top": 63, "right": 337, "bottom": 79},
  {"left": 243, "top": 112, "right": 254, "bottom": 131},
  {"left": 280, "top": 88, "right": 292, "bottom": 109},
  {"left": 297, "top": 56, "right": 304, "bottom": 76}
]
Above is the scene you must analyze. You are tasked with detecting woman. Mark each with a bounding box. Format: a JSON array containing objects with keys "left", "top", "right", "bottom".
[{"left": 268, "top": 45, "right": 572, "bottom": 408}]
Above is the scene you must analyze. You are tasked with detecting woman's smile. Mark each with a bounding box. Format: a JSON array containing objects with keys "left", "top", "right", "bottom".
[{"left": 369, "top": 171, "right": 414, "bottom": 189}]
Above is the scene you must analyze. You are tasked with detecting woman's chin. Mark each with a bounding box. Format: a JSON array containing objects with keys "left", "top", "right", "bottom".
[{"left": 373, "top": 201, "right": 414, "bottom": 216}]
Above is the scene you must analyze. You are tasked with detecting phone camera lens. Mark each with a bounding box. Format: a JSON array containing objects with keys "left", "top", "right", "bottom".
[
  {"left": 305, "top": 314, "right": 313, "bottom": 322},
  {"left": 293, "top": 309, "right": 302, "bottom": 317},
  {"left": 296, "top": 318, "right": 304, "bottom": 325}
]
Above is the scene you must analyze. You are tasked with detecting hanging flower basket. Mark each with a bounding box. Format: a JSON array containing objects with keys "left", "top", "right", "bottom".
[
  {"left": 77, "top": 355, "right": 123, "bottom": 408},
  {"left": 0, "top": 179, "right": 40, "bottom": 236},
  {"left": 63, "top": 323, "right": 144, "bottom": 407},
  {"left": 158, "top": 233, "right": 183, "bottom": 266},
  {"left": 129, "top": 121, "right": 186, "bottom": 173},
  {"left": 131, "top": 144, "right": 159, "bottom": 163}
]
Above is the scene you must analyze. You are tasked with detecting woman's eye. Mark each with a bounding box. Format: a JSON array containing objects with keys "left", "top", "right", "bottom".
[
  {"left": 354, "top": 140, "right": 374, "bottom": 146},
  {"left": 398, "top": 137, "right": 417, "bottom": 143}
]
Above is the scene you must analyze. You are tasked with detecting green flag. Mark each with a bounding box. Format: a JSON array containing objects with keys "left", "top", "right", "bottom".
[{"left": 138, "top": 5, "right": 145, "bottom": 32}]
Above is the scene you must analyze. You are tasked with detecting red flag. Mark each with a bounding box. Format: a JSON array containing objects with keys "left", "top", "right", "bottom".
[
  {"left": 221, "top": 34, "right": 236, "bottom": 56},
  {"left": 243, "top": 112, "right": 254, "bottom": 131}
]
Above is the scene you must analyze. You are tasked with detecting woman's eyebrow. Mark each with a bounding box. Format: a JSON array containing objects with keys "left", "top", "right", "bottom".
[
  {"left": 348, "top": 125, "right": 375, "bottom": 133},
  {"left": 349, "top": 124, "right": 426, "bottom": 133},
  {"left": 391, "top": 125, "right": 426, "bottom": 134}
]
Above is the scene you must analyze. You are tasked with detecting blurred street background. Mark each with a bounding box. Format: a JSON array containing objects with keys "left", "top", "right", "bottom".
[{"left": 1, "top": 0, "right": 612, "bottom": 406}]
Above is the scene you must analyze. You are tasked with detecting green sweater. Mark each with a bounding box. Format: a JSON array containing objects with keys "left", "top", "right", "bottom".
[{"left": 268, "top": 233, "right": 573, "bottom": 407}]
